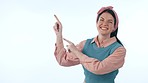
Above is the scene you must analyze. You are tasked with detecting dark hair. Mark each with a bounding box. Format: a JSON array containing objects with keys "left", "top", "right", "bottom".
[{"left": 97, "top": 9, "right": 123, "bottom": 46}]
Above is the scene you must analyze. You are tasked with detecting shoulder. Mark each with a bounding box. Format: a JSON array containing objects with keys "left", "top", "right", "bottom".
[
  {"left": 112, "top": 46, "right": 126, "bottom": 58},
  {"left": 116, "top": 46, "right": 126, "bottom": 53},
  {"left": 78, "top": 37, "right": 94, "bottom": 46},
  {"left": 76, "top": 37, "right": 94, "bottom": 51},
  {"left": 110, "top": 42, "right": 126, "bottom": 54}
]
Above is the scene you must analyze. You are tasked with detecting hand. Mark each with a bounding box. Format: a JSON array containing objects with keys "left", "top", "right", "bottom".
[
  {"left": 63, "top": 38, "right": 79, "bottom": 53},
  {"left": 53, "top": 15, "right": 63, "bottom": 36}
]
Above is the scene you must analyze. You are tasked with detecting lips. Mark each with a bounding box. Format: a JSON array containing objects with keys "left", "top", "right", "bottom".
[{"left": 100, "top": 27, "right": 108, "bottom": 30}]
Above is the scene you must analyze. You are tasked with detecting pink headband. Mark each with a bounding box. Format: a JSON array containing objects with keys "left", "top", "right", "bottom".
[{"left": 96, "top": 6, "right": 119, "bottom": 31}]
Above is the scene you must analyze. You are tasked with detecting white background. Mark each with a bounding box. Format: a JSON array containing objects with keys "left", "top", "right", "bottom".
[{"left": 0, "top": 0, "right": 148, "bottom": 83}]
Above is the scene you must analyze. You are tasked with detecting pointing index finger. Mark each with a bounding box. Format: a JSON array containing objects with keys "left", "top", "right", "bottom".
[
  {"left": 54, "top": 14, "right": 60, "bottom": 23},
  {"left": 63, "top": 38, "right": 73, "bottom": 44}
]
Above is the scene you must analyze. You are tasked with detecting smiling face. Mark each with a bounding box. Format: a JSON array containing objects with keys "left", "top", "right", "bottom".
[{"left": 96, "top": 12, "right": 115, "bottom": 37}]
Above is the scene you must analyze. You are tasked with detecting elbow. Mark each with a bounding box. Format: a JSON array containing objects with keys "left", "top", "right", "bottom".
[
  {"left": 119, "top": 60, "right": 125, "bottom": 68},
  {"left": 58, "top": 62, "right": 71, "bottom": 67},
  {"left": 58, "top": 60, "right": 79, "bottom": 67},
  {"left": 56, "top": 58, "right": 70, "bottom": 67}
]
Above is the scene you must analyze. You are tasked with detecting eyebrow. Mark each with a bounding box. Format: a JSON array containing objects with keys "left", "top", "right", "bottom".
[
  {"left": 100, "top": 17, "right": 104, "bottom": 19},
  {"left": 100, "top": 17, "right": 113, "bottom": 21},
  {"left": 108, "top": 19, "right": 113, "bottom": 21}
]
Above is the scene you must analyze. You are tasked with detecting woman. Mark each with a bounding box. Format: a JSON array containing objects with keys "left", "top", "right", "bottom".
[{"left": 53, "top": 6, "right": 126, "bottom": 83}]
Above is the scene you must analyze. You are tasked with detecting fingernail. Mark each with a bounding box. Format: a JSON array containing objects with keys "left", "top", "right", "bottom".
[{"left": 68, "top": 49, "right": 71, "bottom": 52}]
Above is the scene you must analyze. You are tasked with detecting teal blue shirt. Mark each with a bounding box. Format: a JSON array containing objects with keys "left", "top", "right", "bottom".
[{"left": 82, "top": 38, "right": 122, "bottom": 83}]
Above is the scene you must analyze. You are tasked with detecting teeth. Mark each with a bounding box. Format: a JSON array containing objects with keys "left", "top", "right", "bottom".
[{"left": 101, "top": 27, "right": 108, "bottom": 30}]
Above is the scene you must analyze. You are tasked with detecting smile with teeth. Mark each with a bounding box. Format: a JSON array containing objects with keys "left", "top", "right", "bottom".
[{"left": 100, "top": 27, "right": 108, "bottom": 30}]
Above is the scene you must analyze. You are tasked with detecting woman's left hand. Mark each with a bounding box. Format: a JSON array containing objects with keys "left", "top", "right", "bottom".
[{"left": 63, "top": 38, "right": 79, "bottom": 53}]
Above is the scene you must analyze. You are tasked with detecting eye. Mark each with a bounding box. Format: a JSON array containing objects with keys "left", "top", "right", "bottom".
[
  {"left": 108, "top": 21, "right": 113, "bottom": 24},
  {"left": 109, "top": 21, "right": 113, "bottom": 23},
  {"left": 99, "top": 19, "right": 103, "bottom": 21}
]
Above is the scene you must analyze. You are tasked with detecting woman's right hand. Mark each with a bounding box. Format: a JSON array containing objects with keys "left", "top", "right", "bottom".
[{"left": 53, "top": 15, "right": 63, "bottom": 36}]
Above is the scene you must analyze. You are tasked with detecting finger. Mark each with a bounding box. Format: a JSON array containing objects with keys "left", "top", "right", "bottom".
[
  {"left": 68, "top": 49, "right": 71, "bottom": 52},
  {"left": 66, "top": 45, "right": 71, "bottom": 53},
  {"left": 53, "top": 26, "right": 57, "bottom": 32},
  {"left": 54, "top": 14, "right": 61, "bottom": 23},
  {"left": 63, "top": 38, "right": 73, "bottom": 44},
  {"left": 56, "top": 22, "right": 59, "bottom": 28}
]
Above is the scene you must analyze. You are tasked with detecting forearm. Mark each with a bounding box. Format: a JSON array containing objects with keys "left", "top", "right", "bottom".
[
  {"left": 56, "top": 35, "right": 64, "bottom": 49},
  {"left": 54, "top": 47, "right": 80, "bottom": 66},
  {"left": 54, "top": 36, "right": 81, "bottom": 66},
  {"left": 53, "top": 15, "right": 80, "bottom": 66},
  {"left": 72, "top": 47, "right": 126, "bottom": 75}
]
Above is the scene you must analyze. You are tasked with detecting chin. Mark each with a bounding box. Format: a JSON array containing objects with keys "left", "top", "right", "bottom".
[{"left": 100, "top": 32, "right": 110, "bottom": 36}]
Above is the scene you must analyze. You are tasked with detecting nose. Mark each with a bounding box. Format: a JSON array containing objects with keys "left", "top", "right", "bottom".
[{"left": 103, "top": 21, "right": 108, "bottom": 26}]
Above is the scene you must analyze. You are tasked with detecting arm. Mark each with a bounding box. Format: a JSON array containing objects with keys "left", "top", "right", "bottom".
[
  {"left": 73, "top": 46, "right": 126, "bottom": 75},
  {"left": 54, "top": 40, "right": 86, "bottom": 66},
  {"left": 54, "top": 43, "right": 80, "bottom": 66},
  {"left": 53, "top": 15, "right": 85, "bottom": 66},
  {"left": 64, "top": 38, "right": 126, "bottom": 74}
]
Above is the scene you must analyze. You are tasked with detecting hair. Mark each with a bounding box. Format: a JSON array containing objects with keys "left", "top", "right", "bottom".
[{"left": 97, "top": 9, "right": 123, "bottom": 46}]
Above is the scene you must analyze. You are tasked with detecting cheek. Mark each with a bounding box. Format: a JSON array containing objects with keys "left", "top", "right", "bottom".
[
  {"left": 96, "top": 23, "right": 99, "bottom": 28},
  {"left": 96, "top": 23, "right": 100, "bottom": 31},
  {"left": 109, "top": 24, "right": 114, "bottom": 29},
  {"left": 96, "top": 22, "right": 101, "bottom": 28},
  {"left": 110, "top": 26, "right": 115, "bottom": 32}
]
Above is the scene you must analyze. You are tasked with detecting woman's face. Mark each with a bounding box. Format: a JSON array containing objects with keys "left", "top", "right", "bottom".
[{"left": 96, "top": 12, "right": 115, "bottom": 36}]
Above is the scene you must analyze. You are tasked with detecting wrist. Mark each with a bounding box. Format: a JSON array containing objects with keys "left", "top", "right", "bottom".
[
  {"left": 56, "top": 33, "right": 62, "bottom": 37},
  {"left": 73, "top": 50, "right": 81, "bottom": 57}
]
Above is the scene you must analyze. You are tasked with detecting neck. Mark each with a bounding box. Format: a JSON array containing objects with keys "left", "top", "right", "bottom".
[{"left": 98, "top": 34, "right": 110, "bottom": 42}]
